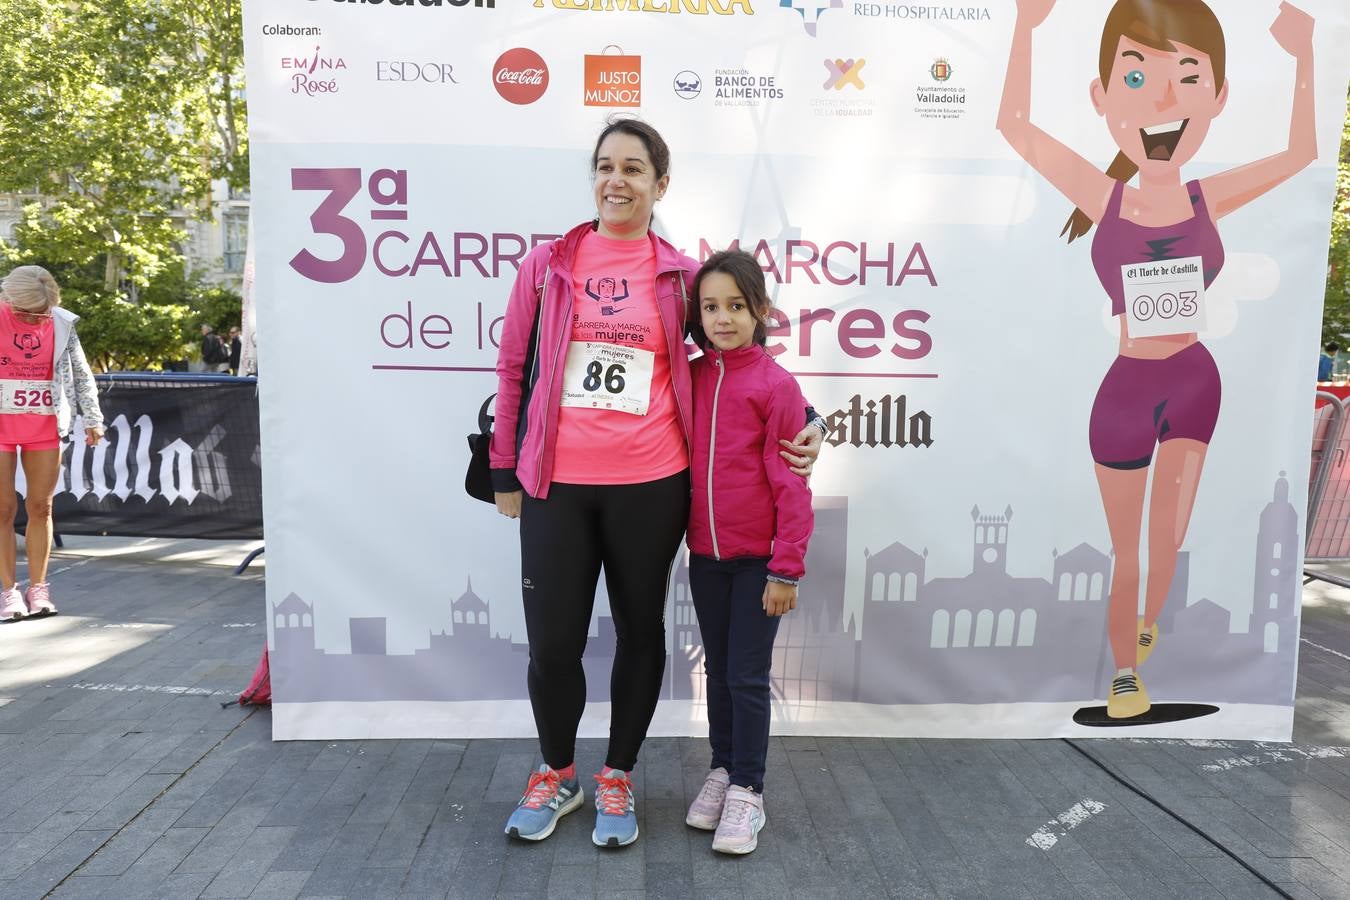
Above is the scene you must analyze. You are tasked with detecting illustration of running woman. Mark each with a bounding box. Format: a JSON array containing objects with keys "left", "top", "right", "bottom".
[
  {"left": 585, "top": 276, "right": 632, "bottom": 317},
  {"left": 997, "top": 0, "right": 1316, "bottom": 718}
]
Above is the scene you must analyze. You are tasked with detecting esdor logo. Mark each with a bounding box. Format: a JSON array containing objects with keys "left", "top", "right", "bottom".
[{"left": 493, "top": 48, "right": 549, "bottom": 105}]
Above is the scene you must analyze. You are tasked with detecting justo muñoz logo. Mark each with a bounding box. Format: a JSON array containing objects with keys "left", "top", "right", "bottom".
[
  {"left": 281, "top": 46, "right": 348, "bottom": 96},
  {"left": 493, "top": 48, "right": 549, "bottom": 105}
]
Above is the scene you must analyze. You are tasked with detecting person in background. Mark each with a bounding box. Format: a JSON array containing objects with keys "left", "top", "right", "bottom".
[
  {"left": 228, "top": 326, "right": 243, "bottom": 376},
  {"left": 1319, "top": 341, "right": 1338, "bottom": 382},
  {"left": 200, "top": 324, "right": 229, "bottom": 373},
  {"left": 0, "top": 266, "right": 104, "bottom": 622}
]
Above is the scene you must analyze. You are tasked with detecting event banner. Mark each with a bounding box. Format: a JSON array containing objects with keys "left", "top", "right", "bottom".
[
  {"left": 17, "top": 377, "right": 264, "bottom": 541},
  {"left": 243, "top": 0, "right": 1350, "bottom": 741}
]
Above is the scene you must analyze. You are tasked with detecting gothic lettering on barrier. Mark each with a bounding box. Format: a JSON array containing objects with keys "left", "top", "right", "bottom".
[{"left": 45, "top": 414, "right": 228, "bottom": 507}]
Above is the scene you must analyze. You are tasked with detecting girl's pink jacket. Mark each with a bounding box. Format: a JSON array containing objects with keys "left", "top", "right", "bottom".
[
  {"left": 490, "top": 221, "right": 699, "bottom": 500},
  {"left": 686, "top": 345, "right": 814, "bottom": 581}
]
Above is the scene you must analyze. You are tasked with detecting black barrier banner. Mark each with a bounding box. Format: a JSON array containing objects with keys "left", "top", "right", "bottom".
[{"left": 16, "top": 375, "right": 263, "bottom": 540}]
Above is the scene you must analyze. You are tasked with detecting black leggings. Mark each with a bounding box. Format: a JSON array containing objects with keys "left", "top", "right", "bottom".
[{"left": 520, "top": 470, "right": 690, "bottom": 772}]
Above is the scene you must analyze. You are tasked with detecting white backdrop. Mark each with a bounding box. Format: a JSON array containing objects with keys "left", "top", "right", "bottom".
[{"left": 243, "top": 0, "right": 1350, "bottom": 741}]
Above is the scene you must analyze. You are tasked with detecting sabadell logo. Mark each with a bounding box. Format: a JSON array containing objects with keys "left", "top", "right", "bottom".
[
  {"left": 493, "top": 48, "right": 549, "bottom": 105},
  {"left": 308, "top": 0, "right": 495, "bottom": 7},
  {"left": 532, "top": 0, "right": 751, "bottom": 13}
]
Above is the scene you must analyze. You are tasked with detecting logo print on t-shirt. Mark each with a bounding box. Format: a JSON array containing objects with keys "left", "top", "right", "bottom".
[
  {"left": 13, "top": 333, "right": 40, "bottom": 359},
  {"left": 585, "top": 276, "right": 632, "bottom": 317}
]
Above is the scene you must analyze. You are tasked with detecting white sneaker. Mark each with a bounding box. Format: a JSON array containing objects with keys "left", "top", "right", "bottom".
[
  {"left": 1, "top": 586, "right": 25, "bottom": 622},
  {"left": 685, "top": 767, "right": 729, "bottom": 830},
  {"left": 711, "top": 786, "right": 766, "bottom": 855}
]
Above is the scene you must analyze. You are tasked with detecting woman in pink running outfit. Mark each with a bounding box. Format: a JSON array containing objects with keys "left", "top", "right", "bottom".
[
  {"left": 997, "top": 0, "right": 1317, "bottom": 718},
  {"left": 0, "top": 267, "right": 104, "bottom": 623}
]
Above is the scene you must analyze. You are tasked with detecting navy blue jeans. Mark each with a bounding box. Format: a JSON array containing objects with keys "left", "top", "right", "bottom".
[{"left": 689, "top": 554, "right": 781, "bottom": 793}]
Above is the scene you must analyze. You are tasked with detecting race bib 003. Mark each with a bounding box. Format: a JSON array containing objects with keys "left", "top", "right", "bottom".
[
  {"left": 0, "top": 379, "right": 55, "bottom": 415},
  {"left": 560, "top": 341, "right": 654, "bottom": 416},
  {"left": 1122, "top": 256, "right": 1206, "bottom": 339}
]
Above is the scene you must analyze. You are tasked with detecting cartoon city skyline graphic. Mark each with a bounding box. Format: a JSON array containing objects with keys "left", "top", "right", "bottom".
[{"left": 271, "top": 477, "right": 1300, "bottom": 709}]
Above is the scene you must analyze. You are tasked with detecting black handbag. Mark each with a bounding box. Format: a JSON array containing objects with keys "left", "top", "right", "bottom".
[{"left": 464, "top": 394, "right": 496, "bottom": 504}]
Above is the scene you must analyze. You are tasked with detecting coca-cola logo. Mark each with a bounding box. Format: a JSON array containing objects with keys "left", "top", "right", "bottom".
[{"left": 493, "top": 48, "right": 548, "bottom": 105}]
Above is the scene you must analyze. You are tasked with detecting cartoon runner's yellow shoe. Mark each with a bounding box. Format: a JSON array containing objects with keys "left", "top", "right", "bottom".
[
  {"left": 1107, "top": 672, "right": 1150, "bottom": 719},
  {"left": 1136, "top": 619, "right": 1159, "bottom": 666}
]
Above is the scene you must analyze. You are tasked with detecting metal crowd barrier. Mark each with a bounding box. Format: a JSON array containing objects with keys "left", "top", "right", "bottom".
[{"left": 1304, "top": 391, "right": 1350, "bottom": 587}]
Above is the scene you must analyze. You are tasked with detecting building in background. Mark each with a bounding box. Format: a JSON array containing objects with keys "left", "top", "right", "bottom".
[{"left": 0, "top": 180, "right": 250, "bottom": 291}]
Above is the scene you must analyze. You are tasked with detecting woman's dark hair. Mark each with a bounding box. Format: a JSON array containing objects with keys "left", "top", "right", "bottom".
[
  {"left": 691, "top": 249, "right": 773, "bottom": 348},
  {"left": 591, "top": 115, "right": 671, "bottom": 181}
]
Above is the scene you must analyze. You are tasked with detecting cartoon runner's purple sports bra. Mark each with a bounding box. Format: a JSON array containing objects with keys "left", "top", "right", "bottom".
[{"left": 1091, "top": 179, "right": 1225, "bottom": 317}]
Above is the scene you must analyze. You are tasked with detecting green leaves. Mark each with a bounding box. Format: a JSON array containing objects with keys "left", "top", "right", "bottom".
[
  {"left": 0, "top": 0, "right": 246, "bottom": 293},
  {"left": 1328, "top": 91, "right": 1350, "bottom": 345}
]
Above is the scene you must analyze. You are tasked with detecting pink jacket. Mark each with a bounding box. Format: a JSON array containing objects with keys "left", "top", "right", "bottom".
[
  {"left": 490, "top": 221, "right": 699, "bottom": 499},
  {"left": 687, "top": 345, "right": 814, "bottom": 581}
]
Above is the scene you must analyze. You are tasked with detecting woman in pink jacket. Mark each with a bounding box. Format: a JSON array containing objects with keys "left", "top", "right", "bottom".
[
  {"left": 681, "top": 250, "right": 814, "bottom": 856},
  {"left": 490, "top": 118, "right": 823, "bottom": 849}
]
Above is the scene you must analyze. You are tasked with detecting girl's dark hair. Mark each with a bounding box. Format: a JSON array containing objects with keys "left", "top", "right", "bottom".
[
  {"left": 691, "top": 249, "right": 773, "bottom": 348},
  {"left": 591, "top": 115, "right": 671, "bottom": 181}
]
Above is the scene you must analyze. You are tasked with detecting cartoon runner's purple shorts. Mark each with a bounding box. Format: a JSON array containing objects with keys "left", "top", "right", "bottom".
[{"left": 1088, "top": 341, "right": 1221, "bottom": 470}]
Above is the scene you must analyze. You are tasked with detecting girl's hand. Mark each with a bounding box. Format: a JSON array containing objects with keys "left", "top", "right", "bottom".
[
  {"left": 1271, "top": 2, "right": 1314, "bottom": 58},
  {"left": 762, "top": 581, "right": 797, "bottom": 617},
  {"left": 1015, "top": 0, "right": 1056, "bottom": 29},
  {"left": 779, "top": 426, "right": 823, "bottom": 477},
  {"left": 495, "top": 490, "right": 522, "bottom": 519},
  {"left": 85, "top": 426, "right": 104, "bottom": 447}
]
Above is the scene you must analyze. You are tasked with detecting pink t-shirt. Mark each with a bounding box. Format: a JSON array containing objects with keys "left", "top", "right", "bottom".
[
  {"left": 0, "top": 304, "right": 58, "bottom": 446},
  {"left": 551, "top": 232, "right": 688, "bottom": 484}
]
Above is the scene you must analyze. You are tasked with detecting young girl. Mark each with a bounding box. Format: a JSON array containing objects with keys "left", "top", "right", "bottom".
[
  {"left": 0, "top": 266, "right": 104, "bottom": 623},
  {"left": 682, "top": 250, "right": 814, "bottom": 855}
]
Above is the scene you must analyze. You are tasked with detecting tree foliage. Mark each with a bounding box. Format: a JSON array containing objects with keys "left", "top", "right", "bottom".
[
  {"left": 1326, "top": 91, "right": 1350, "bottom": 344},
  {"left": 0, "top": 0, "right": 246, "bottom": 370}
]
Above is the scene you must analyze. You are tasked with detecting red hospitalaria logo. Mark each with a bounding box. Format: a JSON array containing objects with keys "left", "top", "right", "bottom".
[{"left": 493, "top": 48, "right": 549, "bottom": 105}]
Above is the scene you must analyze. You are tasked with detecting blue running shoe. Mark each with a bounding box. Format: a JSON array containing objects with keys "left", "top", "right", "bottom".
[
  {"left": 504, "top": 764, "right": 583, "bottom": 841},
  {"left": 592, "top": 767, "right": 639, "bottom": 847}
]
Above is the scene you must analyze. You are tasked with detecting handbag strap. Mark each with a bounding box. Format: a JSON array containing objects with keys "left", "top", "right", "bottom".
[{"left": 478, "top": 395, "right": 494, "bottom": 434}]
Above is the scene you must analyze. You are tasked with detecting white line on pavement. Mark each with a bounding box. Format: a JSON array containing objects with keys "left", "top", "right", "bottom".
[
  {"left": 1201, "top": 744, "right": 1350, "bottom": 772},
  {"left": 1026, "top": 800, "right": 1107, "bottom": 850},
  {"left": 1302, "top": 638, "right": 1350, "bottom": 663},
  {"left": 69, "top": 682, "right": 235, "bottom": 697},
  {"left": 47, "top": 559, "right": 94, "bottom": 577}
]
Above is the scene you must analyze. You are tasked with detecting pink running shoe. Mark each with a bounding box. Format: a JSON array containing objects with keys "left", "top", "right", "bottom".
[
  {"left": 0, "top": 586, "right": 24, "bottom": 622},
  {"left": 685, "top": 767, "right": 729, "bottom": 830},
  {"left": 712, "top": 786, "right": 766, "bottom": 855},
  {"left": 24, "top": 582, "right": 56, "bottom": 618}
]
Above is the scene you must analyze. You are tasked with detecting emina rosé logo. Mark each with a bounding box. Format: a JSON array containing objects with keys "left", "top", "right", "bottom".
[
  {"left": 493, "top": 48, "right": 548, "bottom": 105},
  {"left": 281, "top": 45, "right": 347, "bottom": 96}
]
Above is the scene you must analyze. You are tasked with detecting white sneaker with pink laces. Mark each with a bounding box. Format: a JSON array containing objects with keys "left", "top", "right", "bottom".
[
  {"left": 24, "top": 582, "right": 56, "bottom": 617},
  {"left": 1, "top": 585, "right": 25, "bottom": 622}
]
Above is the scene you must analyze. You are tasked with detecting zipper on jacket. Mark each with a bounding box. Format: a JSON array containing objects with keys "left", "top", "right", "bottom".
[
  {"left": 531, "top": 264, "right": 558, "bottom": 498},
  {"left": 707, "top": 352, "right": 725, "bottom": 560},
  {"left": 664, "top": 271, "right": 692, "bottom": 450}
]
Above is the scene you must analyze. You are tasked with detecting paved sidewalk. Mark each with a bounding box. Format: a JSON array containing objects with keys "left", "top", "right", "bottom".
[{"left": 2, "top": 542, "right": 1350, "bottom": 899}]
